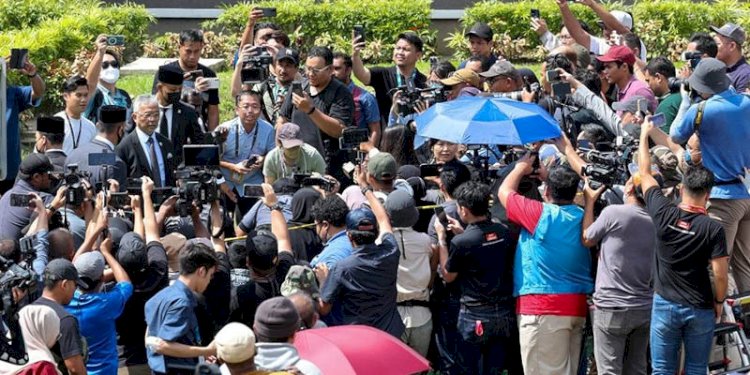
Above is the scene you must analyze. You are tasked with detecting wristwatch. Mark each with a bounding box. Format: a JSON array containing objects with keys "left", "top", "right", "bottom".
[
  {"left": 268, "top": 203, "right": 283, "bottom": 211},
  {"left": 27, "top": 72, "right": 38, "bottom": 78},
  {"left": 361, "top": 186, "right": 373, "bottom": 195},
  {"left": 306, "top": 106, "right": 316, "bottom": 115},
  {"left": 715, "top": 297, "right": 725, "bottom": 304}
]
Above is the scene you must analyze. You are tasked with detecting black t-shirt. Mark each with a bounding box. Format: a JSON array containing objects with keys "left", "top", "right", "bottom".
[
  {"left": 33, "top": 297, "right": 84, "bottom": 361},
  {"left": 195, "top": 251, "right": 231, "bottom": 344},
  {"left": 445, "top": 219, "right": 515, "bottom": 307},
  {"left": 229, "top": 251, "right": 295, "bottom": 326},
  {"left": 369, "top": 66, "right": 427, "bottom": 121},
  {"left": 151, "top": 61, "right": 220, "bottom": 122},
  {"left": 279, "top": 78, "right": 354, "bottom": 158},
  {"left": 645, "top": 187, "right": 727, "bottom": 308},
  {"left": 116, "top": 241, "right": 168, "bottom": 366}
]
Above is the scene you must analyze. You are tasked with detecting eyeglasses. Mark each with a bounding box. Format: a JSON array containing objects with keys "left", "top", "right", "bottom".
[
  {"left": 305, "top": 65, "right": 331, "bottom": 75},
  {"left": 102, "top": 61, "right": 119, "bottom": 69},
  {"left": 488, "top": 75, "right": 508, "bottom": 85}
]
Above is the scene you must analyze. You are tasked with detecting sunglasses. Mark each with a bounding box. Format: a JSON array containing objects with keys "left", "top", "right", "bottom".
[{"left": 102, "top": 61, "right": 119, "bottom": 69}]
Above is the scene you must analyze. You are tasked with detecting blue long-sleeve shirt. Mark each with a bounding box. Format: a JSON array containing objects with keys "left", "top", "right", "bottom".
[{"left": 30, "top": 229, "right": 49, "bottom": 280}]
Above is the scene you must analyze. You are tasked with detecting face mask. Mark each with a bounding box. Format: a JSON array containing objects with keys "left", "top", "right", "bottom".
[
  {"left": 101, "top": 67, "right": 120, "bottom": 84},
  {"left": 167, "top": 92, "right": 181, "bottom": 104}
]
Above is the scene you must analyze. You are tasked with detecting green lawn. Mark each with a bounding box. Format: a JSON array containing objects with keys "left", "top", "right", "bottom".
[{"left": 117, "top": 59, "right": 544, "bottom": 122}]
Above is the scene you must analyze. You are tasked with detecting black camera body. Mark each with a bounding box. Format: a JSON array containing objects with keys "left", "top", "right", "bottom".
[
  {"left": 668, "top": 77, "right": 690, "bottom": 94},
  {"left": 682, "top": 51, "right": 702, "bottom": 69},
  {"left": 241, "top": 48, "right": 273, "bottom": 84},
  {"left": 175, "top": 169, "right": 220, "bottom": 217},
  {"left": 64, "top": 164, "right": 90, "bottom": 207},
  {"left": 396, "top": 84, "right": 447, "bottom": 117}
]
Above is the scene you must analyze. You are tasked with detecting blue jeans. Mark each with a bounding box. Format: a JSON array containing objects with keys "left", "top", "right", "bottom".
[
  {"left": 456, "top": 303, "right": 516, "bottom": 374},
  {"left": 650, "top": 293, "right": 715, "bottom": 375}
]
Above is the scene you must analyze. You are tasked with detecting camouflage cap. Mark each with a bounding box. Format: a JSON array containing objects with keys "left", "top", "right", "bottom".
[{"left": 280, "top": 265, "right": 320, "bottom": 299}]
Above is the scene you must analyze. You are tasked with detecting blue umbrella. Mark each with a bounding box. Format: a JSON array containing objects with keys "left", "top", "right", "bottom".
[{"left": 414, "top": 96, "right": 561, "bottom": 148}]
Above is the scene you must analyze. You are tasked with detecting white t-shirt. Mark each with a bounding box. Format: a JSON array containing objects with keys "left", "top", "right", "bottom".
[{"left": 57, "top": 110, "right": 96, "bottom": 155}]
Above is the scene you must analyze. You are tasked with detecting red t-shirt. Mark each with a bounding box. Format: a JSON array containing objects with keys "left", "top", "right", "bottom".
[{"left": 506, "top": 192, "right": 588, "bottom": 317}]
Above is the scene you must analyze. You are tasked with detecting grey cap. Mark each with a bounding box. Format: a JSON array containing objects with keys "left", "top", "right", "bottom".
[
  {"left": 384, "top": 190, "right": 419, "bottom": 228},
  {"left": 612, "top": 95, "right": 650, "bottom": 114},
  {"left": 688, "top": 58, "right": 731, "bottom": 95},
  {"left": 479, "top": 60, "right": 519, "bottom": 79},
  {"left": 711, "top": 23, "right": 746, "bottom": 45},
  {"left": 45, "top": 259, "right": 87, "bottom": 288},
  {"left": 73, "top": 252, "right": 105, "bottom": 289},
  {"left": 465, "top": 22, "right": 493, "bottom": 40}
]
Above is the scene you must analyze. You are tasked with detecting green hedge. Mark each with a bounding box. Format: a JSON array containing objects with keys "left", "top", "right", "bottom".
[
  {"left": 452, "top": 0, "right": 750, "bottom": 61},
  {"left": 203, "top": 0, "right": 435, "bottom": 63},
  {"left": 0, "top": 2, "right": 154, "bottom": 113}
]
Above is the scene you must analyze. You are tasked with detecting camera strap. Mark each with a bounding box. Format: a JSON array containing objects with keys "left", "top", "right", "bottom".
[
  {"left": 395, "top": 68, "right": 417, "bottom": 88},
  {"left": 235, "top": 119, "right": 259, "bottom": 158},
  {"left": 693, "top": 100, "right": 707, "bottom": 133}
]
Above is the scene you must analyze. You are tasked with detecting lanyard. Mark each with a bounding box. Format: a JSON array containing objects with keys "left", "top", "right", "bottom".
[
  {"left": 65, "top": 113, "right": 83, "bottom": 149},
  {"left": 235, "top": 119, "right": 259, "bottom": 158},
  {"left": 395, "top": 68, "right": 417, "bottom": 87}
]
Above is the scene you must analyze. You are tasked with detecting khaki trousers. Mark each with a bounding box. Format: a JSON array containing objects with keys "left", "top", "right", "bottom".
[
  {"left": 518, "top": 314, "right": 585, "bottom": 375},
  {"left": 708, "top": 198, "right": 750, "bottom": 293}
]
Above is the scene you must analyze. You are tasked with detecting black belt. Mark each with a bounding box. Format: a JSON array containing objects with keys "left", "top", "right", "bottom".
[
  {"left": 397, "top": 300, "right": 431, "bottom": 308},
  {"left": 716, "top": 178, "right": 743, "bottom": 186}
]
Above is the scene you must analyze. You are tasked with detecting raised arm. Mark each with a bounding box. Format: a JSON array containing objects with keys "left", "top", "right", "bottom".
[
  {"left": 581, "top": 0, "right": 630, "bottom": 35},
  {"left": 86, "top": 35, "right": 108, "bottom": 96},
  {"left": 638, "top": 117, "right": 659, "bottom": 193},
  {"left": 263, "top": 183, "right": 292, "bottom": 253},
  {"left": 351, "top": 34, "right": 372, "bottom": 85},
  {"left": 557, "top": 0, "right": 592, "bottom": 50},
  {"left": 100, "top": 234, "right": 130, "bottom": 283},
  {"left": 141, "top": 177, "right": 160, "bottom": 244},
  {"left": 498, "top": 153, "right": 535, "bottom": 208}
]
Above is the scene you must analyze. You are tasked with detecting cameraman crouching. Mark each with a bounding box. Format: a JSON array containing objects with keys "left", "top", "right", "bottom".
[{"left": 669, "top": 57, "right": 750, "bottom": 293}]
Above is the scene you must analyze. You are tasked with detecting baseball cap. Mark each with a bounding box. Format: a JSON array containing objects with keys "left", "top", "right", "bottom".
[
  {"left": 117, "top": 232, "right": 148, "bottom": 276},
  {"left": 162, "top": 233, "right": 187, "bottom": 273},
  {"left": 610, "top": 10, "right": 634, "bottom": 30},
  {"left": 611, "top": 95, "right": 650, "bottom": 114},
  {"left": 36, "top": 116, "right": 64, "bottom": 135},
  {"left": 384, "top": 190, "right": 419, "bottom": 228},
  {"left": 440, "top": 68, "right": 480, "bottom": 87},
  {"left": 275, "top": 48, "right": 300, "bottom": 66},
  {"left": 650, "top": 145, "right": 682, "bottom": 186},
  {"left": 345, "top": 208, "right": 377, "bottom": 232},
  {"left": 687, "top": 58, "right": 731, "bottom": 95},
  {"left": 277, "top": 122, "right": 303, "bottom": 149},
  {"left": 465, "top": 22, "right": 494, "bottom": 40},
  {"left": 246, "top": 231, "right": 278, "bottom": 271},
  {"left": 157, "top": 65, "right": 184, "bottom": 86},
  {"left": 253, "top": 297, "right": 301, "bottom": 341},
  {"left": 367, "top": 152, "right": 398, "bottom": 181},
  {"left": 710, "top": 23, "right": 746, "bottom": 45},
  {"left": 281, "top": 265, "right": 320, "bottom": 299},
  {"left": 479, "top": 60, "right": 519, "bottom": 79},
  {"left": 215, "top": 322, "right": 256, "bottom": 364},
  {"left": 18, "top": 153, "right": 54, "bottom": 177},
  {"left": 44, "top": 259, "right": 86, "bottom": 288},
  {"left": 73, "top": 252, "right": 105, "bottom": 289},
  {"left": 596, "top": 45, "right": 636, "bottom": 66}
]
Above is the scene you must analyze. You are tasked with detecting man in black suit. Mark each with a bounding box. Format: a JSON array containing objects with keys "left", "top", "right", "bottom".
[
  {"left": 116, "top": 94, "right": 176, "bottom": 187},
  {"left": 153, "top": 65, "right": 205, "bottom": 166},
  {"left": 34, "top": 116, "right": 67, "bottom": 173},
  {"left": 66, "top": 105, "right": 128, "bottom": 191}
]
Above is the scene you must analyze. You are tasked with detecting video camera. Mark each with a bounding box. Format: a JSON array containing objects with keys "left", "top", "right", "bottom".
[
  {"left": 0, "top": 240, "right": 37, "bottom": 366},
  {"left": 241, "top": 46, "right": 273, "bottom": 84},
  {"left": 580, "top": 137, "right": 639, "bottom": 189},
  {"left": 545, "top": 69, "right": 571, "bottom": 102},
  {"left": 63, "top": 164, "right": 90, "bottom": 207},
  {"left": 395, "top": 82, "right": 448, "bottom": 117},
  {"left": 494, "top": 77, "right": 542, "bottom": 103},
  {"left": 175, "top": 145, "right": 221, "bottom": 217}
]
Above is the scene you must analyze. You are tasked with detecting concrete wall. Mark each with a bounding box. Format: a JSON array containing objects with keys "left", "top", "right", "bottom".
[{"left": 106, "top": 0, "right": 478, "bottom": 55}]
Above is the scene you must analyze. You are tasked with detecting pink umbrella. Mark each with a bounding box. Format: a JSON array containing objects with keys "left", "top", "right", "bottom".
[{"left": 294, "top": 325, "right": 431, "bottom": 375}]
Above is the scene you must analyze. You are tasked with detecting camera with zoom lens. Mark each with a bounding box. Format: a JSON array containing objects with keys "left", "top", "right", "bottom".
[
  {"left": 0, "top": 238, "right": 37, "bottom": 313},
  {"left": 63, "top": 164, "right": 90, "bottom": 207},
  {"left": 667, "top": 77, "right": 690, "bottom": 94},
  {"left": 682, "top": 51, "right": 702, "bottom": 69},
  {"left": 396, "top": 84, "right": 447, "bottom": 117},
  {"left": 174, "top": 145, "right": 222, "bottom": 217},
  {"left": 241, "top": 47, "right": 273, "bottom": 84}
]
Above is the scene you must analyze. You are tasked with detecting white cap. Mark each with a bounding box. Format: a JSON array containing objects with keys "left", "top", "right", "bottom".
[
  {"left": 214, "top": 323, "right": 256, "bottom": 364},
  {"left": 611, "top": 10, "right": 633, "bottom": 30}
]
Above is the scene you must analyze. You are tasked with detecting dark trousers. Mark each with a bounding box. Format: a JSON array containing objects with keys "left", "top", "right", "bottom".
[{"left": 456, "top": 303, "right": 518, "bottom": 375}]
